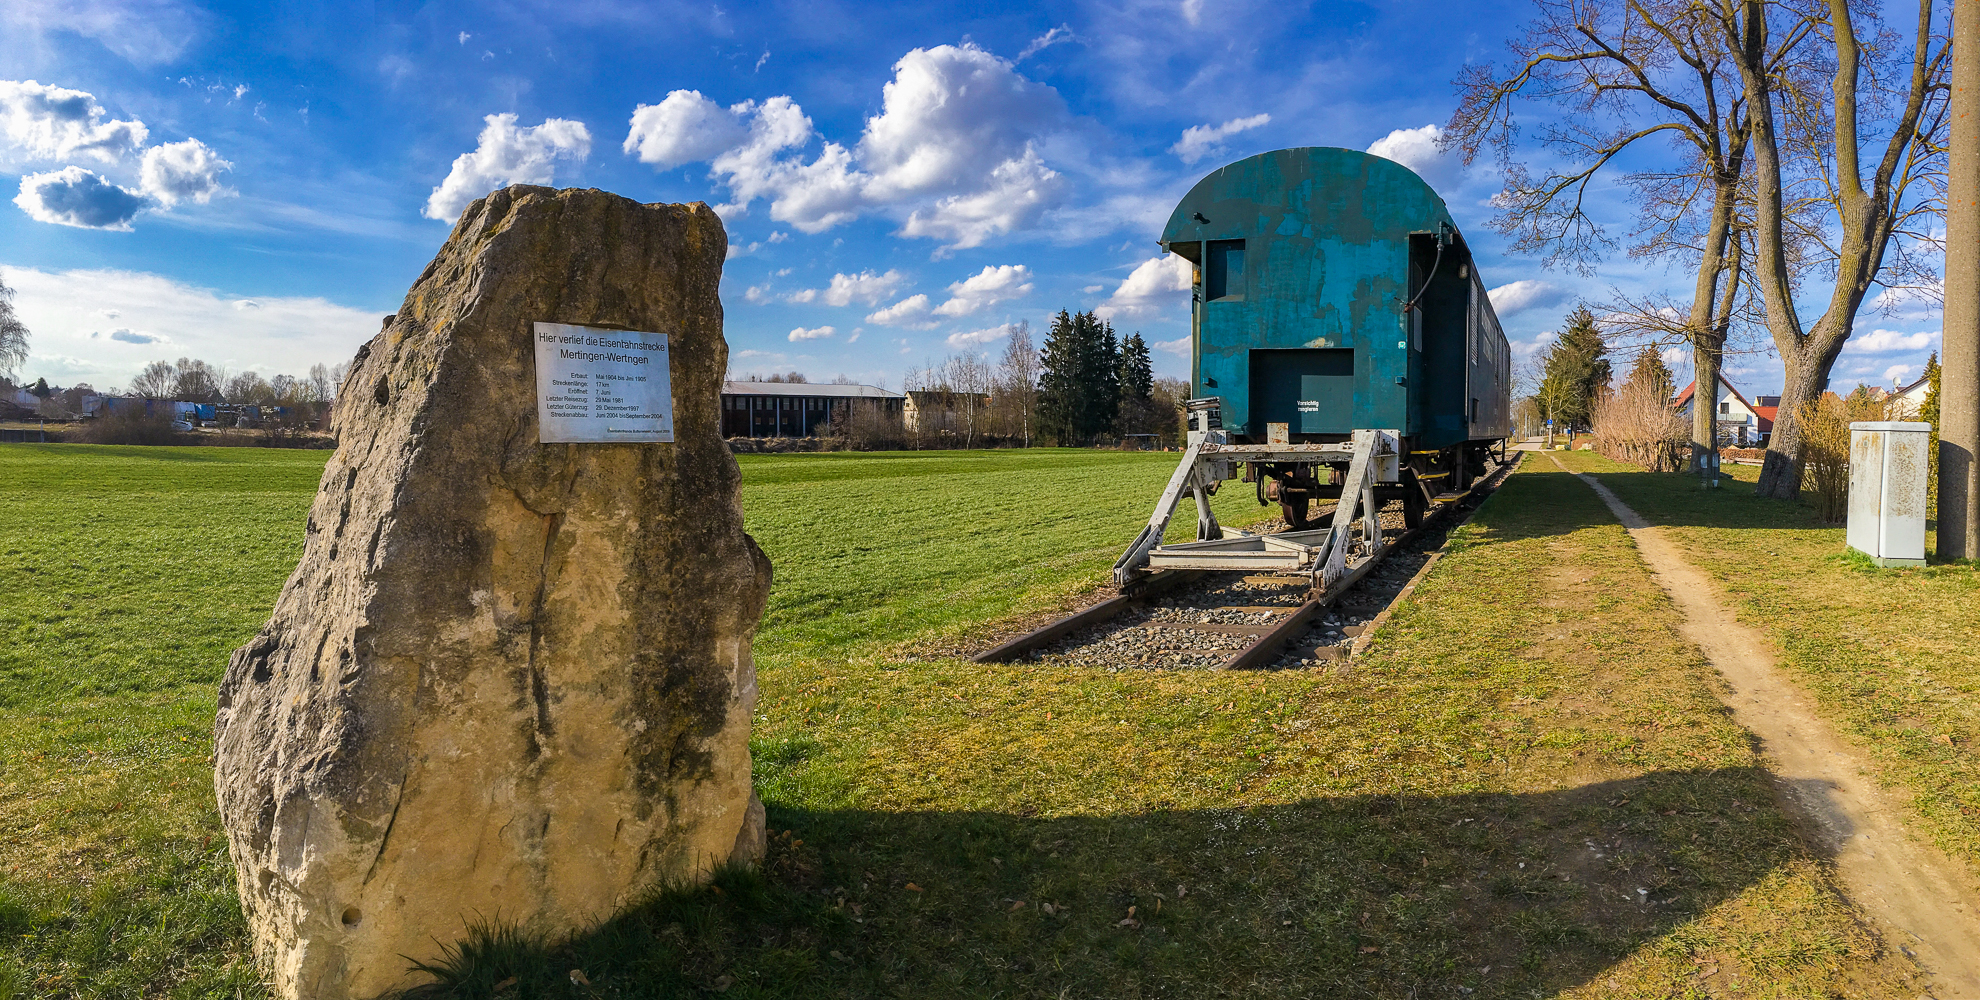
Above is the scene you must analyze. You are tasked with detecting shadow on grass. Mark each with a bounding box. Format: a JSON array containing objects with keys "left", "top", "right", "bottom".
[
  {"left": 394, "top": 767, "right": 1817, "bottom": 999},
  {"left": 1520, "top": 457, "right": 1824, "bottom": 533}
]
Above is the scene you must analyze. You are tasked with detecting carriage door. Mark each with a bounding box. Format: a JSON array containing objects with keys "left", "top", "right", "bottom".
[{"left": 1249, "top": 348, "right": 1354, "bottom": 435}]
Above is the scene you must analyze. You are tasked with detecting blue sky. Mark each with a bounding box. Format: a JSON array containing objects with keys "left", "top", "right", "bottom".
[{"left": 0, "top": 0, "right": 1947, "bottom": 397}]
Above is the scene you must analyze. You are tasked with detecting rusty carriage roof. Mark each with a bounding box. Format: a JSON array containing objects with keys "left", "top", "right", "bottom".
[
  {"left": 1159, "top": 146, "right": 1503, "bottom": 443},
  {"left": 1160, "top": 146, "right": 1471, "bottom": 345}
]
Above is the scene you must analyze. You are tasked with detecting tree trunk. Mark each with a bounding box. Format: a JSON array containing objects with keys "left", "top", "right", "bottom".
[
  {"left": 1756, "top": 357, "right": 1828, "bottom": 498},
  {"left": 1692, "top": 338, "right": 1723, "bottom": 473},
  {"left": 1742, "top": 0, "right": 1938, "bottom": 499}
]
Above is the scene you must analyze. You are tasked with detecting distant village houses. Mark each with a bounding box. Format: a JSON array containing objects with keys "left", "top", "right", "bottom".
[
  {"left": 1672, "top": 375, "right": 1772, "bottom": 447},
  {"left": 1892, "top": 372, "right": 1932, "bottom": 419}
]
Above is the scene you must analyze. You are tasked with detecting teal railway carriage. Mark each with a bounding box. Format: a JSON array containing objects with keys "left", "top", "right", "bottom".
[{"left": 1111, "top": 147, "right": 1513, "bottom": 590}]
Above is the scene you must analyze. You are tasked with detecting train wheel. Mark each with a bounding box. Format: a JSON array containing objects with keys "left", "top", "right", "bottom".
[{"left": 1280, "top": 497, "right": 1311, "bottom": 531}]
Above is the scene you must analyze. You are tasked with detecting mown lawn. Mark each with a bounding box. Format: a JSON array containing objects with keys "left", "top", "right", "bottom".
[
  {"left": 1552, "top": 448, "right": 1980, "bottom": 877},
  {"left": 0, "top": 444, "right": 1916, "bottom": 998}
]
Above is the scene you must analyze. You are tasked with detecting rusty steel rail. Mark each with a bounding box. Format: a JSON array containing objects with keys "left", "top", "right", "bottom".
[
  {"left": 1216, "top": 453, "right": 1520, "bottom": 671},
  {"left": 972, "top": 453, "right": 1519, "bottom": 670},
  {"left": 971, "top": 570, "right": 1201, "bottom": 663}
]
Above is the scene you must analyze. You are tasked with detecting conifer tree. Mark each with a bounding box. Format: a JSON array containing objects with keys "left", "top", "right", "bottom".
[
  {"left": 1923, "top": 351, "right": 1942, "bottom": 430},
  {"left": 1115, "top": 332, "right": 1155, "bottom": 435},
  {"left": 1622, "top": 345, "right": 1675, "bottom": 402},
  {"left": 1038, "top": 310, "right": 1127, "bottom": 444},
  {"left": 1923, "top": 351, "right": 1941, "bottom": 503},
  {"left": 1037, "top": 310, "right": 1081, "bottom": 446},
  {"left": 1538, "top": 307, "right": 1611, "bottom": 430},
  {"left": 1091, "top": 318, "right": 1121, "bottom": 438},
  {"left": 1117, "top": 333, "right": 1153, "bottom": 402}
]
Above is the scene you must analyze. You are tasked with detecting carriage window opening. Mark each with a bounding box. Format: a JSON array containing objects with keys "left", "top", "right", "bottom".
[{"left": 1206, "top": 240, "right": 1245, "bottom": 300}]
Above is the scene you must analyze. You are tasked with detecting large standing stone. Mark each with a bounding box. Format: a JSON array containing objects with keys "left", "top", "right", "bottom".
[{"left": 214, "top": 186, "right": 770, "bottom": 1000}]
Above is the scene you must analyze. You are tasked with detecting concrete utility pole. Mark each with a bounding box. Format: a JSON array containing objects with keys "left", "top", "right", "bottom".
[{"left": 1945, "top": 0, "right": 1980, "bottom": 559}]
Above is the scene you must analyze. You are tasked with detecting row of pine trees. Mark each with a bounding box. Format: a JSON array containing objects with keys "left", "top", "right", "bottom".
[{"left": 1036, "top": 309, "right": 1165, "bottom": 446}]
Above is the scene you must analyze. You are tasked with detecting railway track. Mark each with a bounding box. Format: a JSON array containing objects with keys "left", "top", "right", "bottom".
[{"left": 973, "top": 453, "right": 1520, "bottom": 671}]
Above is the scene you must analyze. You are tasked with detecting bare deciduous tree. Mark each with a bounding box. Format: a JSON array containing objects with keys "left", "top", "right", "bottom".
[
  {"left": 171, "top": 357, "right": 224, "bottom": 403},
  {"left": 1721, "top": 0, "right": 1948, "bottom": 498},
  {"left": 129, "top": 359, "right": 177, "bottom": 398},
  {"left": 1444, "top": 0, "right": 1754, "bottom": 474},
  {"left": 0, "top": 275, "right": 28, "bottom": 381},
  {"left": 945, "top": 352, "right": 991, "bottom": 449},
  {"left": 1449, "top": 1, "right": 1947, "bottom": 498},
  {"left": 996, "top": 320, "right": 1038, "bottom": 446}
]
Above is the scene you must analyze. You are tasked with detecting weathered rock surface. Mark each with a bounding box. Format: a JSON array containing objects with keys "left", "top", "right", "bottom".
[{"left": 214, "top": 185, "right": 771, "bottom": 1000}]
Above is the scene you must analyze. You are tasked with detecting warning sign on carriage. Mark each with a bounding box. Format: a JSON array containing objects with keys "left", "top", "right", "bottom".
[{"left": 1296, "top": 400, "right": 1319, "bottom": 413}]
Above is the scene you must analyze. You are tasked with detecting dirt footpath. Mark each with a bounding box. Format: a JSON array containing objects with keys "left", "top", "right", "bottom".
[{"left": 1549, "top": 453, "right": 1980, "bottom": 996}]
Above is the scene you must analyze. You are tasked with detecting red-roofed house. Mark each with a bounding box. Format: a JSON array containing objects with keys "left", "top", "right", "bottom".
[
  {"left": 1672, "top": 375, "right": 1771, "bottom": 446},
  {"left": 1892, "top": 373, "right": 1931, "bottom": 419}
]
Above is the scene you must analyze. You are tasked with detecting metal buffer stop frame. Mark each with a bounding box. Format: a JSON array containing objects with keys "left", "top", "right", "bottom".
[{"left": 1111, "top": 398, "right": 1406, "bottom": 596}]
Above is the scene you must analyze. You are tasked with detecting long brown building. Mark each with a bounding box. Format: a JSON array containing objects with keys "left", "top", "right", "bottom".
[{"left": 720, "top": 381, "right": 903, "bottom": 438}]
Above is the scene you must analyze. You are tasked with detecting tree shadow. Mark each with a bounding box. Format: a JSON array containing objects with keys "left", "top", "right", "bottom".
[
  {"left": 397, "top": 766, "right": 1840, "bottom": 999},
  {"left": 1448, "top": 461, "right": 1625, "bottom": 544},
  {"left": 1545, "top": 464, "right": 1826, "bottom": 533}
]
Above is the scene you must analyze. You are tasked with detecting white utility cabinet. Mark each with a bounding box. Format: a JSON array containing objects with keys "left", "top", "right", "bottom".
[{"left": 1847, "top": 421, "right": 1931, "bottom": 567}]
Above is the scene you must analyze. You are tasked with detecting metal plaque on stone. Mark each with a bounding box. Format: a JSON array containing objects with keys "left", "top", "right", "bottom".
[{"left": 532, "top": 321, "right": 674, "bottom": 443}]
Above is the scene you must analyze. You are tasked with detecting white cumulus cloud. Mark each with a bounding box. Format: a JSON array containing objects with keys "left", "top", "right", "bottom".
[
  {"left": 1154, "top": 335, "right": 1190, "bottom": 356},
  {"left": 1884, "top": 363, "right": 1915, "bottom": 385},
  {"left": 1170, "top": 113, "right": 1270, "bottom": 165},
  {"left": 622, "top": 43, "right": 1067, "bottom": 249},
  {"left": 623, "top": 90, "right": 750, "bottom": 168},
  {"left": 0, "top": 79, "right": 147, "bottom": 165},
  {"left": 1, "top": 264, "right": 380, "bottom": 389},
  {"left": 1512, "top": 331, "right": 1557, "bottom": 358},
  {"left": 790, "top": 269, "right": 908, "bottom": 307},
  {"left": 1846, "top": 328, "right": 1939, "bottom": 353},
  {"left": 787, "top": 325, "right": 835, "bottom": 342},
  {"left": 898, "top": 149, "right": 1060, "bottom": 250},
  {"left": 1486, "top": 279, "right": 1567, "bottom": 319},
  {"left": 1367, "top": 124, "right": 1463, "bottom": 190},
  {"left": 1096, "top": 255, "right": 1191, "bottom": 319},
  {"left": 933, "top": 264, "right": 1033, "bottom": 317},
  {"left": 425, "top": 113, "right": 593, "bottom": 222},
  {"left": 867, "top": 293, "right": 935, "bottom": 328},
  {"left": 15, "top": 166, "right": 147, "bottom": 229},
  {"left": 945, "top": 326, "right": 1007, "bottom": 349},
  {"left": 138, "top": 138, "right": 231, "bottom": 206}
]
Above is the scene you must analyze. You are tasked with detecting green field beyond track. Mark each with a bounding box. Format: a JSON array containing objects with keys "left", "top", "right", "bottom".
[
  {"left": 0, "top": 444, "right": 1916, "bottom": 998},
  {"left": 0, "top": 445, "right": 1268, "bottom": 998}
]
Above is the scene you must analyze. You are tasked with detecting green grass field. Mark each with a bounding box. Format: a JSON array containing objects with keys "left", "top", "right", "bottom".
[
  {"left": 1553, "top": 449, "right": 1980, "bottom": 878},
  {"left": 0, "top": 444, "right": 1920, "bottom": 998}
]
